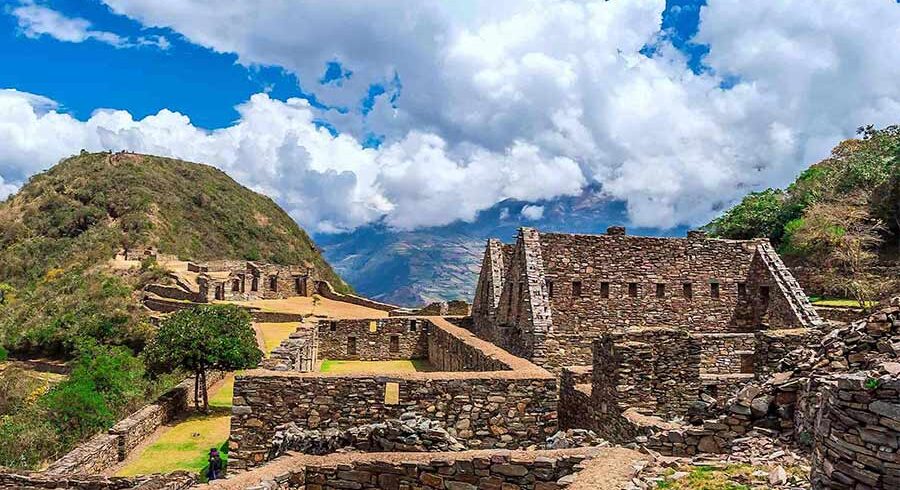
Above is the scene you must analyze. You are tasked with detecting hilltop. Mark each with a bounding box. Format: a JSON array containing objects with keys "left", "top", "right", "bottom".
[
  {"left": 707, "top": 124, "right": 900, "bottom": 304},
  {"left": 0, "top": 151, "right": 347, "bottom": 355},
  {"left": 0, "top": 151, "right": 346, "bottom": 289}
]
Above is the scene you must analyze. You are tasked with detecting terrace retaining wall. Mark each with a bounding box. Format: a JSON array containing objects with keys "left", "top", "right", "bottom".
[{"left": 811, "top": 372, "right": 900, "bottom": 489}]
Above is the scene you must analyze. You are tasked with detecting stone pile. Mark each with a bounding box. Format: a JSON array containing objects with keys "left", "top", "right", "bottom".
[
  {"left": 269, "top": 412, "right": 467, "bottom": 458},
  {"left": 543, "top": 429, "right": 608, "bottom": 450}
]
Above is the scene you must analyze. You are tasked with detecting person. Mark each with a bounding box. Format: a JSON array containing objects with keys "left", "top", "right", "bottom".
[{"left": 207, "top": 447, "right": 223, "bottom": 480}]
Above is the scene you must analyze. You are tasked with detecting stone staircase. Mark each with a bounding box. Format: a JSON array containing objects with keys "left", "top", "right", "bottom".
[{"left": 756, "top": 242, "right": 822, "bottom": 327}]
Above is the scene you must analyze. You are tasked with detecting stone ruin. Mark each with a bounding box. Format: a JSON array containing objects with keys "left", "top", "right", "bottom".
[
  {"left": 20, "top": 226, "right": 899, "bottom": 489},
  {"left": 470, "top": 226, "right": 821, "bottom": 371}
]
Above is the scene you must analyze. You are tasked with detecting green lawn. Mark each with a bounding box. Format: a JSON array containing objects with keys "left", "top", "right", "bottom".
[
  {"left": 809, "top": 297, "right": 876, "bottom": 308},
  {"left": 116, "top": 375, "right": 234, "bottom": 476},
  {"left": 319, "top": 359, "right": 434, "bottom": 374}
]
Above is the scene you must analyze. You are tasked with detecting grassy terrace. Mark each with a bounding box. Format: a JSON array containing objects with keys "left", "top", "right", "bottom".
[
  {"left": 809, "top": 296, "right": 877, "bottom": 308},
  {"left": 319, "top": 359, "right": 435, "bottom": 374},
  {"left": 116, "top": 375, "right": 234, "bottom": 477}
]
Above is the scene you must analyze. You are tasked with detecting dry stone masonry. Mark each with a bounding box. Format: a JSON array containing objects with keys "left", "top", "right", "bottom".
[{"left": 471, "top": 227, "right": 821, "bottom": 370}]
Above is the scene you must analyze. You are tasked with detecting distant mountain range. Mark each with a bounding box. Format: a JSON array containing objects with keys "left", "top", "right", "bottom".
[{"left": 317, "top": 187, "right": 688, "bottom": 306}]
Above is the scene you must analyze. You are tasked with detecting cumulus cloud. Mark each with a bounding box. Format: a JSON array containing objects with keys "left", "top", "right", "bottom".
[
  {"left": 0, "top": 90, "right": 583, "bottom": 232},
  {"left": 10, "top": 1, "right": 168, "bottom": 50},
  {"left": 520, "top": 205, "right": 544, "bottom": 221},
  {"left": 4, "top": 0, "right": 900, "bottom": 232}
]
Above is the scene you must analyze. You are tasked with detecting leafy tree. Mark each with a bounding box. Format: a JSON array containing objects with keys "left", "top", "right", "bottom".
[
  {"left": 705, "top": 189, "right": 799, "bottom": 242},
  {"left": 143, "top": 304, "right": 261, "bottom": 411}
]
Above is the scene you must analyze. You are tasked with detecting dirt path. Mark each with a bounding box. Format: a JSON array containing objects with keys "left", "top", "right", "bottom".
[{"left": 568, "top": 448, "right": 645, "bottom": 490}]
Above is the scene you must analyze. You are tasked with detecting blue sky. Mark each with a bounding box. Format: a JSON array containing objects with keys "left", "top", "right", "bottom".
[
  {"left": 1, "top": 0, "right": 899, "bottom": 234},
  {"left": 2, "top": 1, "right": 703, "bottom": 130},
  {"left": 0, "top": 0, "right": 412, "bottom": 130}
]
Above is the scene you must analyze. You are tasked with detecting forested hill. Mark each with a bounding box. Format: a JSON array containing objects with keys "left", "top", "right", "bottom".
[{"left": 706, "top": 125, "right": 900, "bottom": 302}]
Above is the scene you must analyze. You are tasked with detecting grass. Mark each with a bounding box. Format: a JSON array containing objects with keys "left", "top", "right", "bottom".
[
  {"left": 319, "top": 359, "right": 434, "bottom": 374},
  {"left": 808, "top": 296, "right": 876, "bottom": 308},
  {"left": 255, "top": 322, "right": 300, "bottom": 354},
  {"left": 116, "top": 374, "right": 234, "bottom": 476}
]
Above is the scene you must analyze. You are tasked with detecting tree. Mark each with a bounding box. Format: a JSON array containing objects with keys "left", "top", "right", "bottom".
[
  {"left": 143, "top": 304, "right": 262, "bottom": 411},
  {"left": 786, "top": 200, "right": 886, "bottom": 309}
]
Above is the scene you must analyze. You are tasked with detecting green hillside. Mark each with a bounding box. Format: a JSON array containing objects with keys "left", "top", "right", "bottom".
[
  {"left": 0, "top": 151, "right": 347, "bottom": 289},
  {"left": 0, "top": 152, "right": 348, "bottom": 467},
  {"left": 707, "top": 125, "right": 900, "bottom": 304}
]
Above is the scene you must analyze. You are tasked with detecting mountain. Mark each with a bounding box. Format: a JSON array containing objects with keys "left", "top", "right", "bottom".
[
  {"left": 0, "top": 151, "right": 347, "bottom": 354},
  {"left": 318, "top": 186, "right": 688, "bottom": 306},
  {"left": 707, "top": 125, "right": 900, "bottom": 302}
]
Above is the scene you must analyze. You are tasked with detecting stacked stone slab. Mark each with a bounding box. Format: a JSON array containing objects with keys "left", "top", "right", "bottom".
[
  {"left": 470, "top": 226, "right": 821, "bottom": 371},
  {"left": 811, "top": 370, "right": 900, "bottom": 489}
]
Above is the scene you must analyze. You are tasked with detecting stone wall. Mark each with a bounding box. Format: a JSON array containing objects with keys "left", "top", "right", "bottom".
[
  {"left": 46, "top": 372, "right": 225, "bottom": 475},
  {"left": 694, "top": 333, "right": 756, "bottom": 375},
  {"left": 262, "top": 325, "right": 318, "bottom": 372},
  {"left": 476, "top": 227, "right": 819, "bottom": 371},
  {"left": 264, "top": 452, "right": 593, "bottom": 490},
  {"left": 814, "top": 305, "right": 867, "bottom": 324},
  {"left": 200, "top": 261, "right": 317, "bottom": 302},
  {"left": 753, "top": 328, "right": 821, "bottom": 376},
  {"left": 315, "top": 280, "right": 399, "bottom": 312},
  {"left": 594, "top": 328, "right": 702, "bottom": 419},
  {"left": 472, "top": 239, "right": 513, "bottom": 335},
  {"left": 250, "top": 311, "right": 306, "bottom": 323},
  {"left": 43, "top": 433, "right": 119, "bottom": 476},
  {"left": 811, "top": 371, "right": 900, "bottom": 489},
  {"left": 426, "top": 319, "right": 512, "bottom": 372},
  {"left": 0, "top": 471, "right": 194, "bottom": 490},
  {"left": 558, "top": 366, "right": 595, "bottom": 431},
  {"left": 230, "top": 372, "right": 557, "bottom": 470},
  {"left": 216, "top": 448, "right": 618, "bottom": 490},
  {"left": 317, "top": 317, "right": 427, "bottom": 361}
]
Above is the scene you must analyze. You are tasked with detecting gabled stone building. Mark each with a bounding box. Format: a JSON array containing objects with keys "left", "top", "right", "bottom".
[{"left": 471, "top": 226, "right": 821, "bottom": 370}]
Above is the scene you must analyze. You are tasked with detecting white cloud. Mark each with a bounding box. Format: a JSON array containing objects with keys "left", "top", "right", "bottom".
[
  {"left": 0, "top": 90, "right": 583, "bottom": 232},
  {"left": 10, "top": 1, "right": 168, "bottom": 50},
  {"left": 4, "top": 0, "right": 900, "bottom": 232},
  {"left": 520, "top": 205, "right": 544, "bottom": 221}
]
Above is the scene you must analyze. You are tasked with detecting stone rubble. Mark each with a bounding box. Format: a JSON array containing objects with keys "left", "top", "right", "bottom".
[{"left": 269, "top": 412, "right": 468, "bottom": 458}]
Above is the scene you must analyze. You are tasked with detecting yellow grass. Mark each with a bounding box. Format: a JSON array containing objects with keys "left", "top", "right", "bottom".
[
  {"left": 319, "top": 359, "right": 433, "bottom": 374},
  {"left": 255, "top": 322, "right": 300, "bottom": 354},
  {"left": 116, "top": 375, "right": 234, "bottom": 476},
  {"left": 234, "top": 296, "right": 388, "bottom": 319},
  {"left": 810, "top": 297, "right": 876, "bottom": 308}
]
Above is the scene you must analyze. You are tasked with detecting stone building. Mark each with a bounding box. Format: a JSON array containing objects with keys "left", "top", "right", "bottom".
[
  {"left": 196, "top": 260, "right": 316, "bottom": 302},
  {"left": 471, "top": 226, "right": 821, "bottom": 369}
]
